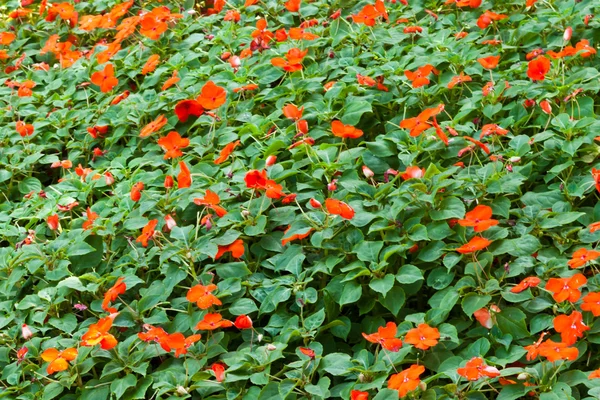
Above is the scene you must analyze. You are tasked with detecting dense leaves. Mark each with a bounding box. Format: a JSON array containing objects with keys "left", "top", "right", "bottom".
[{"left": 2, "top": 0, "right": 600, "bottom": 399}]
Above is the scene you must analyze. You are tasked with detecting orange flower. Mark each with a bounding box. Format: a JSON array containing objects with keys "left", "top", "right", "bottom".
[
  {"left": 325, "top": 198, "right": 355, "bottom": 220},
  {"left": 0, "top": 32, "right": 16, "bottom": 45},
  {"left": 523, "top": 332, "right": 548, "bottom": 361},
  {"left": 545, "top": 273, "right": 587, "bottom": 303},
  {"left": 187, "top": 284, "right": 222, "bottom": 309},
  {"left": 40, "top": 347, "right": 78, "bottom": 375},
  {"left": 593, "top": 168, "right": 600, "bottom": 193},
  {"left": 352, "top": 0, "right": 388, "bottom": 26},
  {"left": 477, "top": 11, "right": 507, "bottom": 29},
  {"left": 111, "top": 90, "right": 130, "bottom": 105},
  {"left": 589, "top": 369, "right": 600, "bottom": 379},
  {"left": 194, "top": 190, "right": 227, "bottom": 217},
  {"left": 174, "top": 99, "right": 204, "bottom": 122},
  {"left": 362, "top": 321, "right": 403, "bottom": 352},
  {"left": 162, "top": 70, "right": 180, "bottom": 91},
  {"left": 456, "top": 236, "right": 492, "bottom": 254},
  {"left": 284, "top": 0, "right": 301, "bottom": 12},
  {"left": 480, "top": 124, "right": 509, "bottom": 139},
  {"left": 510, "top": 276, "right": 541, "bottom": 293},
  {"left": 404, "top": 323, "right": 440, "bottom": 350},
  {"left": 474, "top": 307, "right": 494, "bottom": 329},
  {"left": 46, "top": 2, "right": 78, "bottom": 26},
  {"left": 102, "top": 277, "right": 126, "bottom": 313},
  {"left": 537, "top": 339, "right": 579, "bottom": 362},
  {"left": 404, "top": 64, "right": 438, "bottom": 88},
  {"left": 299, "top": 347, "right": 315, "bottom": 358},
  {"left": 215, "top": 239, "right": 245, "bottom": 259},
  {"left": 195, "top": 313, "right": 233, "bottom": 331},
  {"left": 197, "top": 80, "right": 227, "bottom": 109},
  {"left": 157, "top": 131, "right": 190, "bottom": 159},
  {"left": 463, "top": 136, "right": 491, "bottom": 154},
  {"left": 245, "top": 170, "right": 268, "bottom": 189},
  {"left": 388, "top": 364, "right": 425, "bottom": 397},
  {"left": 567, "top": 248, "right": 600, "bottom": 269},
  {"left": 130, "top": 182, "right": 144, "bottom": 201},
  {"left": 282, "top": 225, "right": 312, "bottom": 246},
  {"left": 457, "top": 205, "right": 498, "bottom": 232},
  {"left": 401, "top": 166, "right": 425, "bottom": 181},
  {"left": 581, "top": 292, "right": 600, "bottom": 316},
  {"left": 233, "top": 83, "right": 259, "bottom": 93},
  {"left": 283, "top": 104, "right": 304, "bottom": 120},
  {"left": 138, "top": 324, "right": 168, "bottom": 347},
  {"left": 142, "top": 54, "right": 160, "bottom": 75},
  {"left": 91, "top": 63, "right": 118, "bottom": 93},
  {"left": 81, "top": 316, "right": 118, "bottom": 350},
  {"left": 477, "top": 55, "right": 500, "bottom": 69},
  {"left": 16, "top": 121, "right": 34, "bottom": 137},
  {"left": 399, "top": 104, "right": 444, "bottom": 137},
  {"left": 82, "top": 207, "right": 99, "bottom": 230},
  {"left": 214, "top": 140, "right": 241, "bottom": 164},
  {"left": 457, "top": 357, "right": 500, "bottom": 381},
  {"left": 177, "top": 161, "right": 191, "bottom": 189},
  {"left": 448, "top": 72, "right": 472, "bottom": 89},
  {"left": 527, "top": 56, "right": 550, "bottom": 81},
  {"left": 47, "top": 214, "right": 59, "bottom": 230},
  {"left": 140, "top": 115, "right": 168, "bottom": 137},
  {"left": 164, "top": 333, "right": 202, "bottom": 357},
  {"left": 271, "top": 48, "right": 308, "bottom": 72},
  {"left": 554, "top": 311, "right": 589, "bottom": 345},
  {"left": 139, "top": 6, "right": 182, "bottom": 40},
  {"left": 136, "top": 219, "right": 158, "bottom": 248},
  {"left": 331, "top": 120, "right": 363, "bottom": 139}
]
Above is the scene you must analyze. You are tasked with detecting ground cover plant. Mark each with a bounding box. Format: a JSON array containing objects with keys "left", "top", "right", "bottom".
[{"left": 1, "top": 0, "right": 600, "bottom": 398}]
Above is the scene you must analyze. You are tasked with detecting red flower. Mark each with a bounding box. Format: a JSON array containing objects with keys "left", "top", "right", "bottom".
[
  {"left": 81, "top": 316, "right": 118, "bottom": 350},
  {"left": 215, "top": 239, "right": 245, "bottom": 259},
  {"left": 476, "top": 11, "right": 507, "bottom": 29},
  {"left": 174, "top": 99, "right": 204, "bottom": 122},
  {"left": 352, "top": 0, "right": 388, "bottom": 26},
  {"left": 211, "top": 362, "right": 226, "bottom": 381},
  {"left": 325, "top": 198, "right": 355, "bottom": 220},
  {"left": 350, "top": 390, "right": 369, "bottom": 400},
  {"left": 457, "top": 205, "right": 498, "bottom": 232},
  {"left": 177, "top": 161, "right": 191, "bottom": 189},
  {"left": 527, "top": 56, "right": 551, "bottom": 81},
  {"left": 284, "top": 0, "right": 301, "bottom": 13},
  {"left": 40, "top": 347, "right": 78, "bottom": 375},
  {"left": 195, "top": 313, "right": 233, "bottom": 330},
  {"left": 510, "top": 277, "right": 541, "bottom": 293},
  {"left": 234, "top": 315, "right": 253, "bottom": 330},
  {"left": 194, "top": 190, "right": 228, "bottom": 217},
  {"left": 136, "top": 219, "right": 158, "bottom": 248},
  {"left": 197, "top": 81, "right": 227, "bottom": 109},
  {"left": 553, "top": 311, "right": 589, "bottom": 345},
  {"left": 456, "top": 236, "right": 492, "bottom": 254},
  {"left": 157, "top": 131, "right": 190, "bottom": 159},
  {"left": 47, "top": 214, "right": 59, "bottom": 230},
  {"left": 331, "top": 120, "right": 363, "bottom": 139},
  {"left": 214, "top": 140, "right": 241, "bottom": 164},
  {"left": 283, "top": 104, "right": 304, "bottom": 120},
  {"left": 567, "top": 248, "right": 600, "bottom": 269},
  {"left": 299, "top": 347, "right": 315, "bottom": 358},
  {"left": 16, "top": 121, "right": 34, "bottom": 137},
  {"left": 545, "top": 273, "right": 587, "bottom": 302},
  {"left": 245, "top": 170, "right": 268, "bottom": 189},
  {"left": 404, "top": 323, "right": 440, "bottom": 350},
  {"left": 480, "top": 124, "right": 509, "bottom": 139},
  {"left": 102, "top": 277, "right": 126, "bottom": 314},
  {"left": 91, "top": 63, "right": 118, "bottom": 93},
  {"left": 477, "top": 55, "right": 500, "bottom": 69},
  {"left": 457, "top": 357, "right": 500, "bottom": 381},
  {"left": 362, "top": 321, "right": 403, "bottom": 351},
  {"left": 130, "top": 182, "right": 144, "bottom": 201},
  {"left": 388, "top": 364, "right": 425, "bottom": 397},
  {"left": 82, "top": 207, "right": 99, "bottom": 230},
  {"left": 581, "top": 292, "right": 600, "bottom": 316},
  {"left": 401, "top": 166, "right": 425, "bottom": 180}
]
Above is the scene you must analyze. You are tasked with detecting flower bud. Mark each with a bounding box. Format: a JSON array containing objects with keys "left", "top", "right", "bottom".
[
  {"left": 309, "top": 198, "right": 322, "bottom": 208},
  {"left": 517, "top": 373, "right": 528, "bottom": 380},
  {"left": 327, "top": 180, "right": 337, "bottom": 191},
  {"left": 257, "top": 334, "right": 263, "bottom": 342},
  {"left": 362, "top": 165, "right": 374, "bottom": 178},
  {"left": 164, "top": 175, "right": 174, "bottom": 189},
  {"left": 563, "top": 26, "right": 572, "bottom": 41},
  {"left": 266, "top": 155, "right": 277, "bottom": 167},
  {"left": 266, "top": 344, "right": 277, "bottom": 351},
  {"left": 540, "top": 99, "right": 552, "bottom": 114},
  {"left": 176, "top": 386, "right": 188, "bottom": 395},
  {"left": 21, "top": 324, "right": 32, "bottom": 340}
]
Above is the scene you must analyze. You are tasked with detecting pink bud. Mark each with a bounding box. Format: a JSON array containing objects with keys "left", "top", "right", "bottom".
[
  {"left": 21, "top": 324, "right": 32, "bottom": 340},
  {"left": 563, "top": 26, "right": 572, "bottom": 41},
  {"left": 327, "top": 179, "right": 337, "bottom": 192},
  {"left": 309, "top": 198, "right": 322, "bottom": 208},
  {"left": 362, "top": 166, "right": 374, "bottom": 179},
  {"left": 104, "top": 171, "right": 115, "bottom": 185},
  {"left": 265, "top": 155, "right": 277, "bottom": 167},
  {"left": 164, "top": 215, "right": 177, "bottom": 232},
  {"left": 229, "top": 56, "right": 241, "bottom": 69}
]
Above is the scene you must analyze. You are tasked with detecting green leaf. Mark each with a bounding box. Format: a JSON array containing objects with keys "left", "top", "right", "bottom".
[
  {"left": 342, "top": 99, "right": 372, "bottom": 125},
  {"left": 496, "top": 307, "right": 529, "bottom": 339},
  {"left": 461, "top": 294, "right": 491, "bottom": 316},
  {"left": 396, "top": 265, "right": 424, "bottom": 284},
  {"left": 369, "top": 274, "right": 395, "bottom": 295},
  {"left": 111, "top": 375, "right": 137, "bottom": 399},
  {"left": 430, "top": 197, "right": 466, "bottom": 221}
]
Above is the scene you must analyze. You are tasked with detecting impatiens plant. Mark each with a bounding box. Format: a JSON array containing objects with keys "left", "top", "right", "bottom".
[{"left": 2, "top": 0, "right": 600, "bottom": 399}]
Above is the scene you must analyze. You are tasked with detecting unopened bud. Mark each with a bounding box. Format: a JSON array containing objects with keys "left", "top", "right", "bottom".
[
  {"left": 266, "top": 155, "right": 277, "bottom": 167},
  {"left": 309, "top": 198, "right": 322, "bottom": 208},
  {"left": 176, "top": 385, "right": 188, "bottom": 395},
  {"left": 266, "top": 344, "right": 277, "bottom": 351},
  {"left": 257, "top": 334, "right": 263, "bottom": 342},
  {"left": 362, "top": 165, "right": 374, "bottom": 178},
  {"left": 563, "top": 26, "right": 572, "bottom": 41}
]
